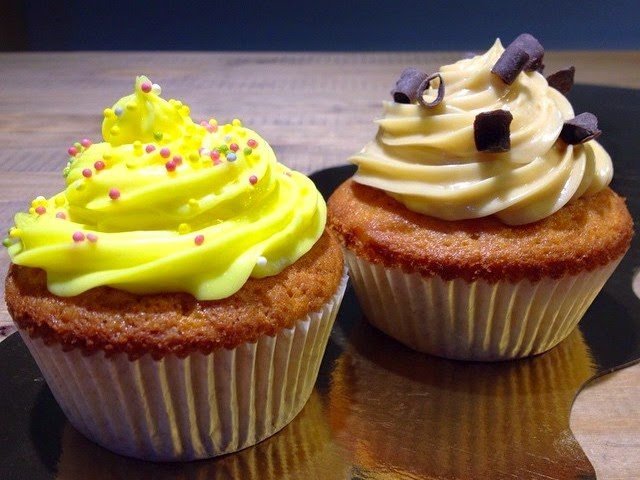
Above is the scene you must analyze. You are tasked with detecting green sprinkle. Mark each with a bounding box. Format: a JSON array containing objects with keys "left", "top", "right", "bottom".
[
  {"left": 63, "top": 166, "right": 71, "bottom": 177},
  {"left": 2, "top": 238, "right": 12, "bottom": 248},
  {"left": 243, "top": 147, "right": 252, "bottom": 156},
  {"left": 153, "top": 131, "right": 163, "bottom": 141},
  {"left": 218, "top": 144, "right": 229, "bottom": 153}
]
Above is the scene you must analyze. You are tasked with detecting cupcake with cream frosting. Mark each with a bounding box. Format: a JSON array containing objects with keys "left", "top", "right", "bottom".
[
  {"left": 4, "top": 76, "right": 346, "bottom": 460},
  {"left": 327, "top": 34, "right": 632, "bottom": 360}
]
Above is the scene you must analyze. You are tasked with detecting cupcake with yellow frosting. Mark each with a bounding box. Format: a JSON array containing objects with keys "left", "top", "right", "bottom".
[
  {"left": 4, "top": 76, "right": 346, "bottom": 460},
  {"left": 327, "top": 34, "right": 632, "bottom": 360}
]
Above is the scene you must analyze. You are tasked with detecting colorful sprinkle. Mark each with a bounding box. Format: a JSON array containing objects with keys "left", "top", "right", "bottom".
[
  {"left": 145, "top": 144, "right": 156, "bottom": 153},
  {"left": 81, "top": 138, "right": 92, "bottom": 148},
  {"left": 72, "top": 231, "right": 85, "bottom": 243},
  {"left": 35, "top": 206, "right": 46, "bottom": 215},
  {"left": 256, "top": 256, "right": 267, "bottom": 266},
  {"left": 109, "top": 188, "right": 121, "bottom": 200},
  {"left": 55, "top": 212, "right": 66, "bottom": 219},
  {"left": 86, "top": 233, "right": 98, "bottom": 243},
  {"left": 210, "top": 150, "right": 220, "bottom": 161},
  {"left": 243, "top": 147, "right": 252, "bottom": 155},
  {"left": 68, "top": 146, "right": 78, "bottom": 157},
  {"left": 114, "top": 106, "right": 123, "bottom": 117},
  {"left": 249, "top": 175, "right": 258, "bottom": 185},
  {"left": 229, "top": 143, "right": 239, "bottom": 152},
  {"left": 173, "top": 155, "right": 183, "bottom": 165},
  {"left": 165, "top": 160, "right": 176, "bottom": 172},
  {"left": 151, "top": 83, "right": 162, "bottom": 95},
  {"left": 94, "top": 160, "right": 106, "bottom": 171},
  {"left": 141, "top": 81, "right": 152, "bottom": 93},
  {"left": 160, "top": 147, "right": 171, "bottom": 158},
  {"left": 227, "top": 152, "right": 237, "bottom": 162},
  {"left": 153, "top": 131, "right": 163, "bottom": 141},
  {"left": 194, "top": 234, "right": 205, "bottom": 246},
  {"left": 247, "top": 139, "right": 258, "bottom": 148},
  {"left": 2, "top": 238, "right": 11, "bottom": 248},
  {"left": 82, "top": 168, "right": 92, "bottom": 178}
]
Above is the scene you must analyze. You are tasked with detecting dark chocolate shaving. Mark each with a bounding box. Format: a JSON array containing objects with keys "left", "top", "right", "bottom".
[
  {"left": 474, "top": 110, "right": 513, "bottom": 153},
  {"left": 492, "top": 33, "right": 545, "bottom": 84},
  {"left": 560, "top": 112, "right": 601, "bottom": 144},
  {"left": 511, "top": 33, "right": 544, "bottom": 71},
  {"left": 491, "top": 45, "right": 530, "bottom": 85},
  {"left": 391, "top": 67, "right": 428, "bottom": 104},
  {"left": 546, "top": 66, "right": 575, "bottom": 95},
  {"left": 417, "top": 73, "right": 445, "bottom": 108}
]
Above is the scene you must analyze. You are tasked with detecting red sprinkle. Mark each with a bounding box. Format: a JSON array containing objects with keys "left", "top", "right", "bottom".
[
  {"left": 72, "top": 231, "right": 85, "bottom": 243},
  {"left": 210, "top": 150, "right": 220, "bottom": 161},
  {"left": 229, "top": 143, "right": 239, "bottom": 152},
  {"left": 94, "top": 160, "right": 106, "bottom": 171},
  {"left": 210, "top": 124, "right": 218, "bottom": 132},
  {"left": 68, "top": 146, "right": 78, "bottom": 156},
  {"left": 172, "top": 155, "right": 183, "bottom": 165},
  {"left": 249, "top": 175, "right": 258, "bottom": 185},
  {"left": 109, "top": 188, "right": 121, "bottom": 200},
  {"left": 145, "top": 144, "right": 156, "bottom": 153},
  {"left": 194, "top": 234, "right": 205, "bottom": 246},
  {"left": 165, "top": 160, "right": 176, "bottom": 172},
  {"left": 86, "top": 233, "right": 98, "bottom": 243},
  {"left": 247, "top": 139, "right": 258, "bottom": 148},
  {"left": 141, "top": 82, "right": 152, "bottom": 93},
  {"left": 82, "top": 168, "right": 92, "bottom": 178},
  {"left": 81, "top": 138, "right": 92, "bottom": 148},
  {"left": 35, "top": 206, "right": 46, "bottom": 215},
  {"left": 160, "top": 147, "right": 171, "bottom": 158},
  {"left": 55, "top": 212, "right": 66, "bottom": 219}
]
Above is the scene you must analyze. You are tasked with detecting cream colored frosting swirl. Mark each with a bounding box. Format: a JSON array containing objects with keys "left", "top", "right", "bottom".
[{"left": 351, "top": 40, "right": 613, "bottom": 225}]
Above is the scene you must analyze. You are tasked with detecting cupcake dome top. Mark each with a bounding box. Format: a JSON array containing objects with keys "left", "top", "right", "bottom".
[
  {"left": 5, "top": 76, "right": 326, "bottom": 300},
  {"left": 351, "top": 35, "right": 613, "bottom": 225}
]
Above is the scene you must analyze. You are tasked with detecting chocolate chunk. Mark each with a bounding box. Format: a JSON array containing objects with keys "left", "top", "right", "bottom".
[
  {"left": 546, "top": 66, "right": 575, "bottom": 95},
  {"left": 560, "top": 112, "right": 601, "bottom": 144},
  {"left": 474, "top": 110, "right": 514, "bottom": 152},
  {"left": 391, "top": 67, "right": 428, "bottom": 104},
  {"left": 417, "top": 73, "right": 445, "bottom": 108},
  {"left": 491, "top": 45, "right": 530, "bottom": 85},
  {"left": 511, "top": 33, "right": 544, "bottom": 71}
]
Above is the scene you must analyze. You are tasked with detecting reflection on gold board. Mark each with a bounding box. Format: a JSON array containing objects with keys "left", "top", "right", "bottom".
[
  {"left": 55, "top": 391, "right": 348, "bottom": 480},
  {"left": 329, "top": 321, "right": 596, "bottom": 479}
]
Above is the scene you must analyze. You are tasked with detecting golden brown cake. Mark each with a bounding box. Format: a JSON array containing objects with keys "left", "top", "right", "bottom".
[
  {"left": 327, "top": 35, "right": 633, "bottom": 360},
  {"left": 3, "top": 77, "right": 347, "bottom": 461}
]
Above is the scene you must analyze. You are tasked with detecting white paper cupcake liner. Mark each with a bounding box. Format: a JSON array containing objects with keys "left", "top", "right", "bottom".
[
  {"left": 18, "top": 271, "right": 347, "bottom": 461},
  {"left": 345, "top": 250, "right": 620, "bottom": 361}
]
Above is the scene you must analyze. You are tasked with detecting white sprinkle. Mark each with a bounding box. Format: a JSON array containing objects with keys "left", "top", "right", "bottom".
[
  {"left": 256, "top": 256, "right": 267, "bottom": 267},
  {"left": 114, "top": 106, "right": 123, "bottom": 116},
  {"left": 152, "top": 83, "right": 162, "bottom": 95}
]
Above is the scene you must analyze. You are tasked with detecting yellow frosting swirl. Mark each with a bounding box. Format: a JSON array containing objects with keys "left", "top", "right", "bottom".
[
  {"left": 351, "top": 40, "right": 613, "bottom": 225},
  {"left": 7, "top": 76, "right": 326, "bottom": 300}
]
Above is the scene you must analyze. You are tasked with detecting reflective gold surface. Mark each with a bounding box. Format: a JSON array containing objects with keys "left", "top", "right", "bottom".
[{"left": 329, "top": 319, "right": 597, "bottom": 479}]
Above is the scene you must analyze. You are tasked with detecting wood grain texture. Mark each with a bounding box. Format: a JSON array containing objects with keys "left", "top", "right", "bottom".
[{"left": 0, "top": 50, "right": 639, "bottom": 479}]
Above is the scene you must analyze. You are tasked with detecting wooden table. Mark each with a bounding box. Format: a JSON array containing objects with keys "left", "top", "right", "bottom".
[{"left": 1, "top": 51, "right": 639, "bottom": 479}]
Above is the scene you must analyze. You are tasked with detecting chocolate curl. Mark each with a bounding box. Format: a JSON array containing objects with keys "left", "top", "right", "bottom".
[
  {"left": 560, "top": 112, "right": 601, "bottom": 144},
  {"left": 491, "top": 45, "right": 530, "bottom": 85},
  {"left": 511, "top": 33, "right": 545, "bottom": 71},
  {"left": 474, "top": 110, "right": 513, "bottom": 153},
  {"left": 417, "top": 73, "right": 445, "bottom": 108},
  {"left": 492, "top": 33, "right": 545, "bottom": 84},
  {"left": 546, "top": 66, "right": 575, "bottom": 95},
  {"left": 391, "top": 68, "right": 428, "bottom": 104}
]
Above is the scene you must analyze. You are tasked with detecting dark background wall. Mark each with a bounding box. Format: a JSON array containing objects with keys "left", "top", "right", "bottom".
[{"left": 2, "top": 0, "right": 640, "bottom": 51}]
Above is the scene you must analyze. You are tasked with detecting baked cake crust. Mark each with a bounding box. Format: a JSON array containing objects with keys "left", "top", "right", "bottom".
[
  {"left": 328, "top": 180, "right": 632, "bottom": 283},
  {"left": 6, "top": 231, "right": 344, "bottom": 359}
]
